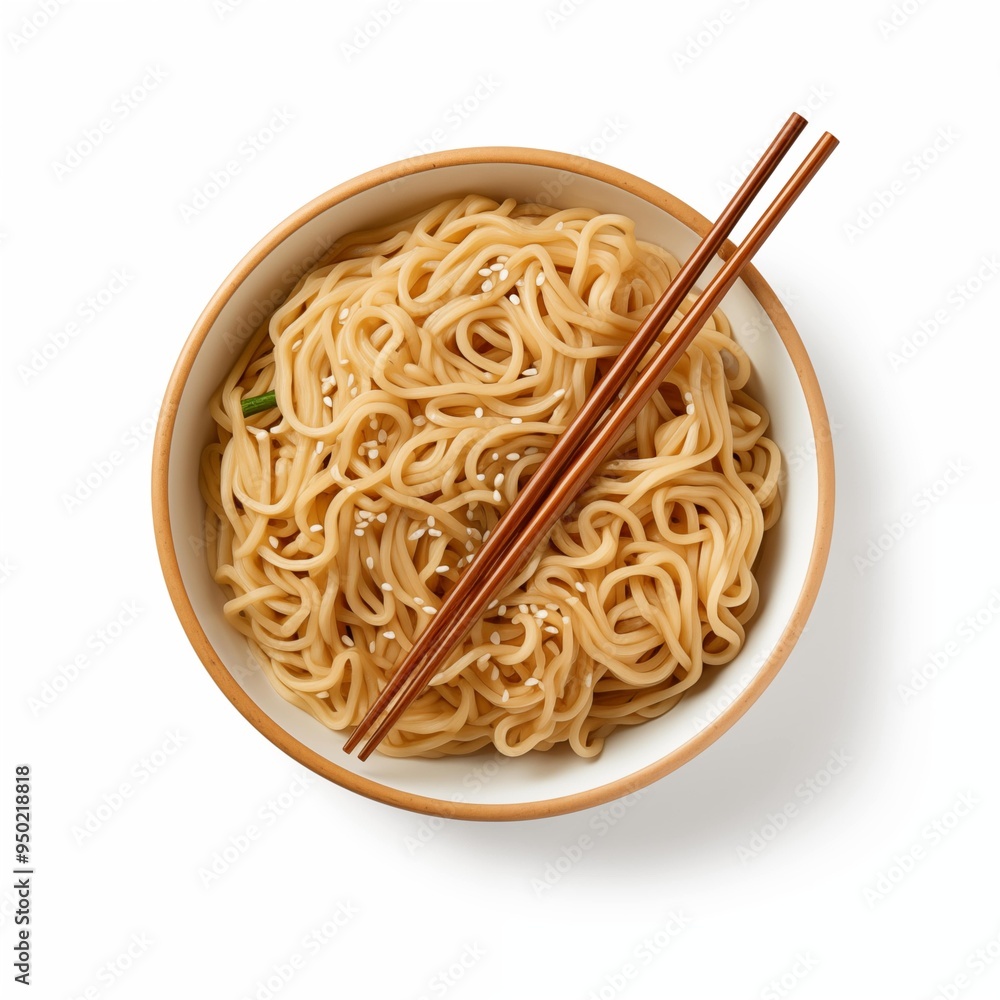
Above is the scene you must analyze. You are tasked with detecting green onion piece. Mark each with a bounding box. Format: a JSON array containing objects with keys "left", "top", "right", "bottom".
[{"left": 241, "top": 390, "right": 277, "bottom": 417}]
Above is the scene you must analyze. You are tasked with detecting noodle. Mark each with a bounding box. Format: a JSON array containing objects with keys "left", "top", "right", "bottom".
[{"left": 200, "top": 195, "right": 781, "bottom": 758}]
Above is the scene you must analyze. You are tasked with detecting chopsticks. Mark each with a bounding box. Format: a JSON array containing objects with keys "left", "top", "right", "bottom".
[{"left": 344, "top": 117, "right": 838, "bottom": 760}]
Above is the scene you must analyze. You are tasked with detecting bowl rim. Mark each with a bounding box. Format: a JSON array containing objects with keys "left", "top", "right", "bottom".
[{"left": 152, "top": 145, "right": 835, "bottom": 821}]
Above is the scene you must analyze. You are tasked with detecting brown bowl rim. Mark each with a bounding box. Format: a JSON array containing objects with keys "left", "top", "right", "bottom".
[{"left": 152, "top": 145, "right": 835, "bottom": 821}]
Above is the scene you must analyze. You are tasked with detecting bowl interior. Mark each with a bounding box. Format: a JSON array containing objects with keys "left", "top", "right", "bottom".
[{"left": 157, "top": 152, "right": 831, "bottom": 819}]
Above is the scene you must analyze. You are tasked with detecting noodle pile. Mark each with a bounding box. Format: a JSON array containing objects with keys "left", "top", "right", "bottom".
[{"left": 200, "top": 195, "right": 781, "bottom": 757}]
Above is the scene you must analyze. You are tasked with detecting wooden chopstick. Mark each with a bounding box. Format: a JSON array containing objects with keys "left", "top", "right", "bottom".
[{"left": 345, "top": 121, "right": 836, "bottom": 760}]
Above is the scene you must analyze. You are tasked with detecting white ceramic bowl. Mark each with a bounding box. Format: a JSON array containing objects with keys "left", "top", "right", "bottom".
[{"left": 152, "top": 148, "right": 834, "bottom": 820}]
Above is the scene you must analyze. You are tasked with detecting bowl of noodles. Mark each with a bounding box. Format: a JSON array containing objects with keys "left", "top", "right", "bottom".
[{"left": 152, "top": 147, "right": 834, "bottom": 820}]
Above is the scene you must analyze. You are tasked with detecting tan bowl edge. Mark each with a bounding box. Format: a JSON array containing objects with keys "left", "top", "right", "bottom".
[{"left": 152, "top": 146, "right": 835, "bottom": 822}]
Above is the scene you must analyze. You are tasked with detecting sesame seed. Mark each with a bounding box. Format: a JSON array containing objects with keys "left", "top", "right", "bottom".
[
  {"left": 354, "top": 528, "right": 364, "bottom": 536},
  {"left": 413, "top": 415, "right": 427, "bottom": 426},
  {"left": 481, "top": 280, "right": 493, "bottom": 292},
  {"left": 317, "top": 691, "right": 329, "bottom": 699},
  {"left": 465, "top": 540, "right": 474, "bottom": 552},
  {"left": 498, "top": 255, "right": 508, "bottom": 263},
  {"left": 377, "top": 429, "right": 387, "bottom": 443},
  {"left": 562, "top": 615, "right": 570, "bottom": 624},
  {"left": 490, "top": 630, "right": 501, "bottom": 645},
  {"left": 493, "top": 490, "right": 501, "bottom": 502},
  {"left": 366, "top": 556, "right": 374, "bottom": 569},
  {"left": 423, "top": 606, "right": 437, "bottom": 615},
  {"left": 478, "top": 267, "right": 492, "bottom": 276},
  {"left": 545, "top": 625, "right": 559, "bottom": 634},
  {"left": 269, "top": 537, "right": 278, "bottom": 548},
  {"left": 341, "top": 634, "right": 354, "bottom": 647},
  {"left": 350, "top": 388, "right": 357, "bottom": 397},
  {"left": 511, "top": 417, "right": 522, "bottom": 424},
  {"left": 585, "top": 674, "right": 592, "bottom": 687},
  {"left": 368, "top": 640, "right": 376, "bottom": 653},
  {"left": 339, "top": 308, "right": 349, "bottom": 321},
  {"left": 554, "top": 388, "right": 565, "bottom": 398},
  {"left": 519, "top": 604, "right": 528, "bottom": 614},
  {"left": 428, "top": 528, "right": 442, "bottom": 537},
  {"left": 546, "top": 603, "right": 559, "bottom": 610},
  {"left": 381, "top": 582, "right": 393, "bottom": 592},
  {"left": 339, "top": 358, "right": 348, "bottom": 365},
  {"left": 684, "top": 392, "right": 693, "bottom": 402},
  {"left": 574, "top": 581, "right": 586, "bottom": 592},
  {"left": 436, "top": 565, "right": 449, "bottom": 573},
  {"left": 509, "top": 294, "right": 520, "bottom": 305},
  {"left": 506, "top": 453, "right": 520, "bottom": 461},
  {"left": 427, "top": 516, "right": 435, "bottom": 527},
  {"left": 315, "top": 441, "right": 323, "bottom": 454},
  {"left": 488, "top": 599, "right": 499, "bottom": 609},
  {"left": 525, "top": 446, "right": 538, "bottom": 454},
  {"left": 515, "top": 278, "right": 523, "bottom": 287},
  {"left": 368, "top": 449, "right": 378, "bottom": 459},
  {"left": 409, "top": 528, "right": 425, "bottom": 541},
  {"left": 492, "top": 452, "right": 499, "bottom": 461},
  {"left": 310, "top": 523, "right": 322, "bottom": 532},
  {"left": 482, "top": 530, "right": 490, "bottom": 540},
  {"left": 324, "top": 397, "right": 334, "bottom": 407},
  {"left": 491, "top": 666, "right": 500, "bottom": 680},
  {"left": 376, "top": 512, "right": 387, "bottom": 523},
  {"left": 536, "top": 272, "right": 546, "bottom": 287},
  {"left": 383, "top": 630, "right": 396, "bottom": 640},
  {"left": 254, "top": 429, "right": 268, "bottom": 441},
  {"left": 536, "top": 609, "right": 548, "bottom": 619},
  {"left": 490, "top": 262, "right": 503, "bottom": 271},
  {"left": 499, "top": 269, "right": 509, "bottom": 281},
  {"left": 555, "top": 220, "right": 564, "bottom": 231},
  {"left": 475, "top": 407, "right": 484, "bottom": 418},
  {"left": 522, "top": 368, "right": 537, "bottom": 376},
  {"left": 347, "top": 373, "right": 355, "bottom": 387},
  {"left": 686, "top": 403, "right": 695, "bottom": 414},
  {"left": 466, "top": 553, "right": 475, "bottom": 563},
  {"left": 477, "top": 473, "right": 486, "bottom": 481},
  {"left": 498, "top": 605, "right": 506, "bottom": 615},
  {"left": 525, "top": 677, "right": 539, "bottom": 686},
  {"left": 414, "top": 596, "right": 425, "bottom": 605},
  {"left": 494, "top": 473, "right": 504, "bottom": 487},
  {"left": 502, "top": 689, "right": 509, "bottom": 702}
]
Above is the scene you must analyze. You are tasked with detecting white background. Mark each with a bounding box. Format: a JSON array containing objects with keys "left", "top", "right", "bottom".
[{"left": 3, "top": 1, "right": 1000, "bottom": 997}]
